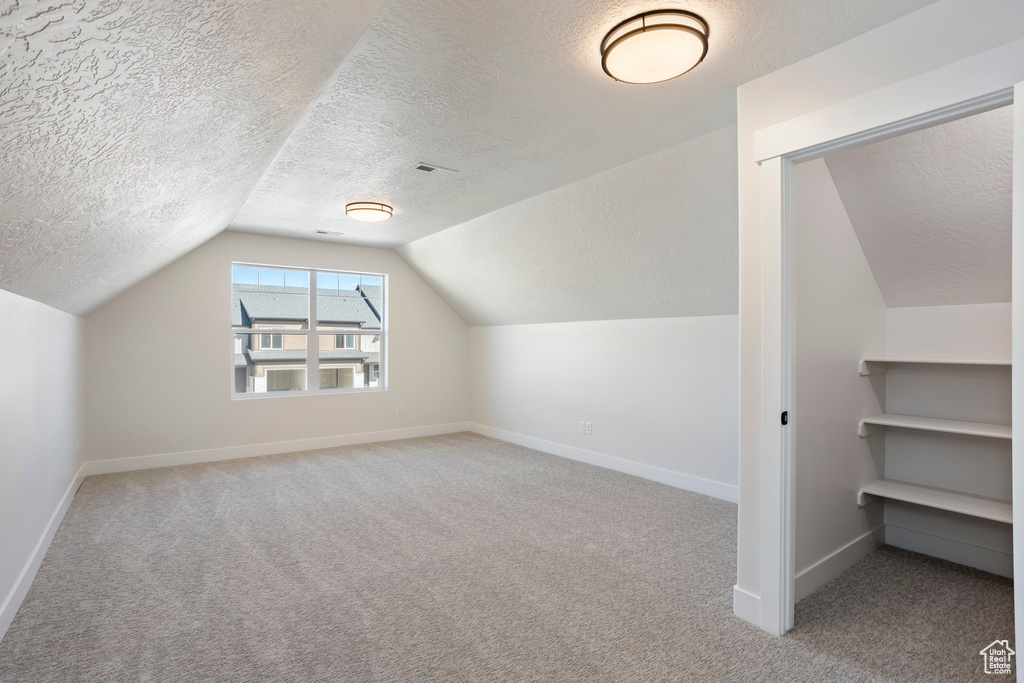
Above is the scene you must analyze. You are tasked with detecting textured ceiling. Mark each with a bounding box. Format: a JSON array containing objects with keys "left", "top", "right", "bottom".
[
  {"left": 230, "top": 0, "right": 936, "bottom": 247},
  {"left": 824, "top": 105, "right": 1013, "bottom": 308},
  {"left": 398, "top": 126, "right": 738, "bottom": 326},
  {"left": 0, "top": 0, "right": 385, "bottom": 315}
]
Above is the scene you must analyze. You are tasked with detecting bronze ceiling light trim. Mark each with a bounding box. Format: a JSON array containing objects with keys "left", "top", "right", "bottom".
[
  {"left": 345, "top": 202, "right": 393, "bottom": 222},
  {"left": 601, "top": 9, "right": 709, "bottom": 85}
]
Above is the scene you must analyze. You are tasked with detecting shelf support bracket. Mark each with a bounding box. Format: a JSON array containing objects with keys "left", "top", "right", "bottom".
[
  {"left": 858, "top": 359, "right": 885, "bottom": 376},
  {"left": 857, "top": 490, "right": 878, "bottom": 508},
  {"left": 858, "top": 420, "right": 883, "bottom": 438}
]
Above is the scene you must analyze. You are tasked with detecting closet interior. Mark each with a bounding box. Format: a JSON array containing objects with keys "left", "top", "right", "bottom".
[{"left": 791, "top": 103, "right": 1014, "bottom": 603}]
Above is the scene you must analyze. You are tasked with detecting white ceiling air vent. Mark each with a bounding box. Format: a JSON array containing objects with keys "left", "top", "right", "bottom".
[
  {"left": 413, "top": 162, "right": 458, "bottom": 175},
  {"left": 314, "top": 230, "right": 344, "bottom": 236}
]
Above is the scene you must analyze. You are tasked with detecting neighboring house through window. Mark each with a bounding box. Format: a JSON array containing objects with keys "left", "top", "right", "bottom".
[
  {"left": 260, "top": 332, "right": 283, "bottom": 349},
  {"left": 231, "top": 264, "right": 385, "bottom": 396}
]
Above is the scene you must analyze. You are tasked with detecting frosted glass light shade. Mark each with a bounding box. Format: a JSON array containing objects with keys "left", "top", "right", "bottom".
[
  {"left": 601, "top": 10, "right": 708, "bottom": 85},
  {"left": 345, "top": 202, "right": 393, "bottom": 222}
]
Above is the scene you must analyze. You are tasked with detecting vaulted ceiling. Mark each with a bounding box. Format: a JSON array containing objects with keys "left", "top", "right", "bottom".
[
  {"left": 1, "top": 0, "right": 937, "bottom": 316},
  {"left": 400, "top": 126, "right": 739, "bottom": 325},
  {"left": 825, "top": 105, "right": 1013, "bottom": 308},
  {"left": 231, "top": 0, "right": 936, "bottom": 248},
  {"left": 0, "top": 0, "right": 385, "bottom": 315}
]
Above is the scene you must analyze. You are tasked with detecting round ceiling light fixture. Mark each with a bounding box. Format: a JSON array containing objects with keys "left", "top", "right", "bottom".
[
  {"left": 345, "top": 201, "right": 393, "bottom": 222},
  {"left": 601, "top": 9, "right": 708, "bottom": 85}
]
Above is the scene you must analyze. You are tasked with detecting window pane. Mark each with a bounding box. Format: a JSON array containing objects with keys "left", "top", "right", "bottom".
[
  {"left": 362, "top": 299, "right": 383, "bottom": 324},
  {"left": 236, "top": 333, "right": 307, "bottom": 394},
  {"left": 232, "top": 266, "right": 258, "bottom": 286},
  {"left": 337, "top": 274, "right": 360, "bottom": 292},
  {"left": 316, "top": 271, "right": 382, "bottom": 332},
  {"left": 285, "top": 270, "right": 309, "bottom": 290},
  {"left": 333, "top": 334, "right": 356, "bottom": 349},
  {"left": 317, "top": 365, "right": 356, "bottom": 388},
  {"left": 234, "top": 333, "right": 253, "bottom": 393},
  {"left": 319, "top": 333, "right": 380, "bottom": 388},
  {"left": 257, "top": 333, "right": 286, "bottom": 350},
  {"left": 259, "top": 268, "right": 285, "bottom": 290},
  {"left": 234, "top": 268, "right": 309, "bottom": 333},
  {"left": 318, "top": 294, "right": 379, "bottom": 328},
  {"left": 267, "top": 369, "right": 305, "bottom": 392},
  {"left": 317, "top": 272, "right": 338, "bottom": 292}
]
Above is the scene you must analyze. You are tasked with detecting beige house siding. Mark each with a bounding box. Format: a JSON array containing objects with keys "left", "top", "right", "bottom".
[{"left": 251, "top": 322, "right": 305, "bottom": 351}]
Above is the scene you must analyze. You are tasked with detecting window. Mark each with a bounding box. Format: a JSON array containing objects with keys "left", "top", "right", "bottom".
[
  {"left": 320, "top": 367, "right": 356, "bottom": 389},
  {"left": 260, "top": 333, "right": 283, "bottom": 349},
  {"left": 267, "top": 368, "right": 305, "bottom": 391},
  {"left": 232, "top": 264, "right": 386, "bottom": 397}
]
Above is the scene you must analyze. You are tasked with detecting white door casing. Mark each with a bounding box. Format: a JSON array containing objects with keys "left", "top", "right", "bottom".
[{"left": 746, "top": 38, "right": 1024, "bottom": 637}]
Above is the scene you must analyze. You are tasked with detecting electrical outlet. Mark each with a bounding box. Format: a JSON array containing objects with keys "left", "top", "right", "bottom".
[
  {"left": 585, "top": 422, "right": 593, "bottom": 435},
  {"left": 396, "top": 405, "right": 403, "bottom": 416},
  {"left": 579, "top": 421, "right": 586, "bottom": 434}
]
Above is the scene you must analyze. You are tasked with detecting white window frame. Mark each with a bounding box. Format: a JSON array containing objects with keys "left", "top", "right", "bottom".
[
  {"left": 335, "top": 334, "right": 356, "bottom": 350},
  {"left": 231, "top": 263, "right": 388, "bottom": 399},
  {"left": 259, "top": 332, "right": 284, "bottom": 350}
]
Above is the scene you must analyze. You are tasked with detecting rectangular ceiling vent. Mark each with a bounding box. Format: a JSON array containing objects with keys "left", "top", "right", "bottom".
[
  {"left": 413, "top": 162, "right": 458, "bottom": 175},
  {"left": 314, "top": 230, "right": 343, "bottom": 236}
]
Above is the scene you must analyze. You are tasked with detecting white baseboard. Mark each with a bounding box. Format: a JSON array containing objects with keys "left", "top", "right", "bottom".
[
  {"left": 83, "top": 422, "right": 475, "bottom": 476},
  {"left": 0, "top": 464, "right": 86, "bottom": 645},
  {"left": 885, "top": 524, "right": 1013, "bottom": 577},
  {"left": 467, "top": 423, "right": 738, "bottom": 503},
  {"left": 733, "top": 585, "right": 760, "bottom": 626},
  {"left": 794, "top": 525, "right": 884, "bottom": 602}
]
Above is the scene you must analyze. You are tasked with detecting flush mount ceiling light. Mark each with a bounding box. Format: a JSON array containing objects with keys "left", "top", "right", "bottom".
[
  {"left": 601, "top": 9, "right": 708, "bottom": 84},
  {"left": 345, "top": 202, "right": 393, "bottom": 222}
]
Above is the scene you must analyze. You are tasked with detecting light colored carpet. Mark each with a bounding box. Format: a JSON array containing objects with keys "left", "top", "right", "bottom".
[{"left": 0, "top": 432, "right": 1013, "bottom": 682}]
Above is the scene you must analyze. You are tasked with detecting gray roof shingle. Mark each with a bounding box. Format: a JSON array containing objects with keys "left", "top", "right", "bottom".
[
  {"left": 357, "top": 285, "right": 383, "bottom": 320},
  {"left": 232, "top": 284, "right": 381, "bottom": 329}
]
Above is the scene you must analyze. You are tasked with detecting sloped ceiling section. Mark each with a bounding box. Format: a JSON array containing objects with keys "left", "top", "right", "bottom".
[
  {"left": 0, "top": 0, "right": 385, "bottom": 315},
  {"left": 397, "top": 125, "right": 738, "bottom": 326},
  {"left": 230, "top": 0, "right": 935, "bottom": 248},
  {"left": 824, "top": 105, "right": 1012, "bottom": 308}
]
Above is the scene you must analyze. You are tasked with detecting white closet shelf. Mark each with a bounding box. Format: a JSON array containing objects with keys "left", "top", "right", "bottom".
[
  {"left": 857, "top": 479, "right": 1012, "bottom": 524},
  {"left": 858, "top": 413, "right": 1012, "bottom": 439},
  {"left": 859, "top": 357, "right": 1011, "bottom": 375}
]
